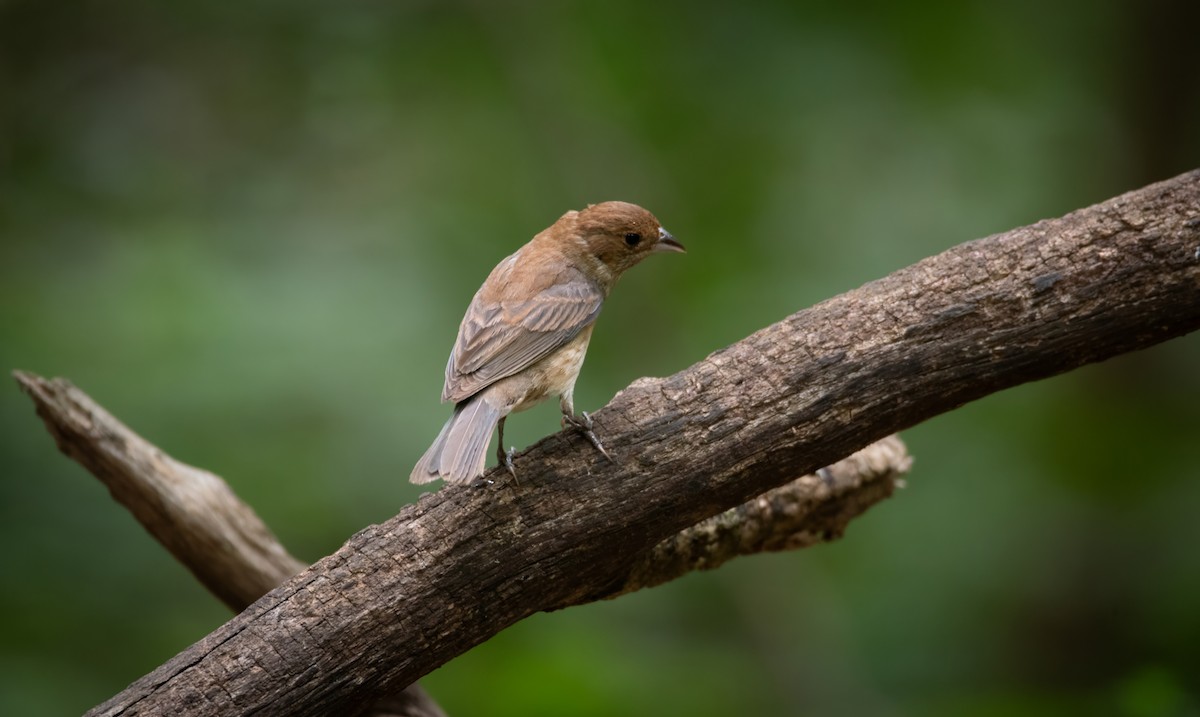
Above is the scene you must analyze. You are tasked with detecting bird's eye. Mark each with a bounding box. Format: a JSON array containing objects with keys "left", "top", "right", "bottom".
[{"left": 624, "top": 232, "right": 642, "bottom": 247}]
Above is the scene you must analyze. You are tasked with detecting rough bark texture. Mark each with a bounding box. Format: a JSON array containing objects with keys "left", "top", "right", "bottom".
[
  {"left": 42, "top": 170, "right": 1200, "bottom": 715},
  {"left": 14, "top": 371, "right": 302, "bottom": 611},
  {"left": 609, "top": 434, "right": 911, "bottom": 597},
  {"left": 14, "top": 374, "right": 909, "bottom": 716},
  {"left": 13, "top": 371, "right": 448, "bottom": 717}
]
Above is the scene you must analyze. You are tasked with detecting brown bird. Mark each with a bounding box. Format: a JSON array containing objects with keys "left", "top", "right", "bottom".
[{"left": 409, "top": 201, "right": 684, "bottom": 485}]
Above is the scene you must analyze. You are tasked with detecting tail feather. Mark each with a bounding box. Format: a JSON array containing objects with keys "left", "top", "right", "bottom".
[
  {"left": 408, "top": 411, "right": 456, "bottom": 484},
  {"left": 409, "top": 397, "right": 504, "bottom": 485},
  {"left": 443, "top": 397, "right": 503, "bottom": 482}
]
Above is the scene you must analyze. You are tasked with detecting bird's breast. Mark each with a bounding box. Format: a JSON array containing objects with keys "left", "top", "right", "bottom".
[{"left": 507, "top": 325, "right": 595, "bottom": 413}]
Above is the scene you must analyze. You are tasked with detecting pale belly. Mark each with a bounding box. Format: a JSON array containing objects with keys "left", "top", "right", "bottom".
[{"left": 502, "top": 325, "right": 594, "bottom": 413}]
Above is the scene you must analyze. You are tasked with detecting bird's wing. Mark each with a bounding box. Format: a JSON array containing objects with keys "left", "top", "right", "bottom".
[{"left": 442, "top": 278, "right": 603, "bottom": 403}]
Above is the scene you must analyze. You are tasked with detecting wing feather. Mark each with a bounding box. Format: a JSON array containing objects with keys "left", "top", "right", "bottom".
[{"left": 442, "top": 279, "right": 603, "bottom": 403}]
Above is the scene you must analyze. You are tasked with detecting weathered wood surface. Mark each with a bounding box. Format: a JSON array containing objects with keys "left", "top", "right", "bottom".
[
  {"left": 16, "top": 372, "right": 909, "bottom": 715},
  {"left": 15, "top": 371, "right": 448, "bottom": 717}
]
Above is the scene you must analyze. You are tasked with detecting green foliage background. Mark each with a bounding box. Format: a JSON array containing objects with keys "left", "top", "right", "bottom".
[{"left": 2, "top": 1, "right": 1199, "bottom": 715}]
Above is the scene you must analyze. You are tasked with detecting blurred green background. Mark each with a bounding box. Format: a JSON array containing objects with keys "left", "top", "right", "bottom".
[{"left": 3, "top": 1, "right": 1199, "bottom": 715}]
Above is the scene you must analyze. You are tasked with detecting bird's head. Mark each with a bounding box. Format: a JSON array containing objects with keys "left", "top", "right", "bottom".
[{"left": 571, "top": 201, "right": 685, "bottom": 279}]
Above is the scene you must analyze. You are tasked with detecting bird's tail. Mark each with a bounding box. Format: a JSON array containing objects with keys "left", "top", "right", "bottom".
[{"left": 409, "top": 396, "right": 504, "bottom": 485}]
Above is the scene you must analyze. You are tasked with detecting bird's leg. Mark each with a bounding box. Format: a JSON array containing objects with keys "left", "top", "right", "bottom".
[
  {"left": 560, "top": 395, "right": 613, "bottom": 463},
  {"left": 496, "top": 416, "right": 518, "bottom": 482}
]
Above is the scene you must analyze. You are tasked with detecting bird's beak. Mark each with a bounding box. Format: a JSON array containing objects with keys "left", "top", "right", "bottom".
[{"left": 654, "top": 227, "right": 686, "bottom": 253}]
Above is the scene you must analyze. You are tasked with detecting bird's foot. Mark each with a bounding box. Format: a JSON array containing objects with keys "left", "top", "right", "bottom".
[
  {"left": 562, "top": 411, "right": 613, "bottom": 462},
  {"left": 503, "top": 446, "right": 519, "bottom": 484},
  {"left": 496, "top": 443, "right": 519, "bottom": 484}
]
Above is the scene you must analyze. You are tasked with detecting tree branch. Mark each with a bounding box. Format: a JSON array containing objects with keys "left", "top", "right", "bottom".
[
  {"left": 13, "top": 373, "right": 907, "bottom": 714},
  {"left": 607, "top": 434, "right": 911, "bottom": 598},
  {"left": 14, "top": 372, "right": 302, "bottom": 612},
  {"left": 13, "top": 371, "right": 448, "bottom": 717},
  {"left": 37, "top": 169, "right": 1200, "bottom": 715}
]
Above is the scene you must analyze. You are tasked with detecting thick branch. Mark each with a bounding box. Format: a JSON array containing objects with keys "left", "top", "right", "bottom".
[
  {"left": 71, "top": 170, "right": 1200, "bottom": 715},
  {"left": 14, "top": 371, "right": 447, "bottom": 717},
  {"left": 15, "top": 372, "right": 907, "bottom": 714}
]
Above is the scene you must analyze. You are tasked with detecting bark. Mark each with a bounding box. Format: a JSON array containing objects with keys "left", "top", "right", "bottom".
[
  {"left": 14, "top": 372, "right": 302, "bottom": 612},
  {"left": 25, "top": 169, "right": 1200, "bottom": 716},
  {"left": 608, "top": 434, "right": 911, "bottom": 597},
  {"left": 13, "top": 377, "right": 907, "bottom": 715},
  {"left": 13, "top": 371, "right": 448, "bottom": 717}
]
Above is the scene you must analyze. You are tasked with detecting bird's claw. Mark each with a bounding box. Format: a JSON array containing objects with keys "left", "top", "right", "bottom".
[
  {"left": 495, "top": 441, "right": 520, "bottom": 485},
  {"left": 563, "top": 411, "right": 614, "bottom": 463},
  {"left": 503, "top": 446, "right": 519, "bottom": 484}
]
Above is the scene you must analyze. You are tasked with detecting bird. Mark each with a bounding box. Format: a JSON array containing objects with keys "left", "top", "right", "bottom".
[{"left": 409, "top": 201, "right": 684, "bottom": 486}]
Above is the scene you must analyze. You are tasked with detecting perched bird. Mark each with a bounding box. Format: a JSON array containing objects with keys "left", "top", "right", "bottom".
[{"left": 410, "top": 201, "right": 684, "bottom": 485}]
